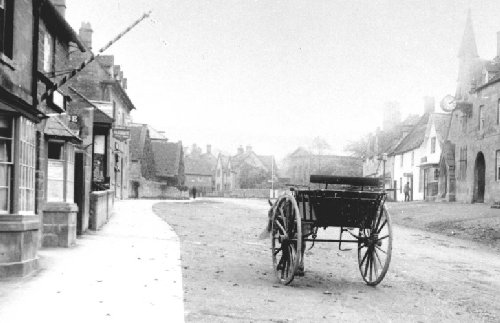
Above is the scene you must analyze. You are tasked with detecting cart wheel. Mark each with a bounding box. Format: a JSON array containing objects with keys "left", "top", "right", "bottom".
[
  {"left": 271, "top": 194, "right": 302, "bottom": 285},
  {"left": 358, "top": 204, "right": 392, "bottom": 286}
]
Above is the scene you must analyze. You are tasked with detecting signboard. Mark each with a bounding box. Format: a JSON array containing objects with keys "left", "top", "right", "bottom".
[
  {"left": 48, "top": 90, "right": 66, "bottom": 113},
  {"left": 113, "top": 127, "right": 130, "bottom": 141}
]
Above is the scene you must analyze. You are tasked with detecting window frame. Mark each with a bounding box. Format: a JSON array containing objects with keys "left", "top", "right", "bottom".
[
  {"left": 479, "top": 105, "right": 485, "bottom": 131},
  {"left": 0, "top": 114, "right": 13, "bottom": 214},
  {"left": 0, "top": 0, "right": 14, "bottom": 59},
  {"left": 430, "top": 137, "right": 436, "bottom": 154}
]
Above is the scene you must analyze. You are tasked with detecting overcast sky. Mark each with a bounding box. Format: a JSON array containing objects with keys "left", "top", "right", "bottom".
[{"left": 66, "top": 0, "right": 500, "bottom": 159}]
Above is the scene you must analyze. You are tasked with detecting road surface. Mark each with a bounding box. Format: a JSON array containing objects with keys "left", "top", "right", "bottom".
[{"left": 154, "top": 198, "right": 500, "bottom": 323}]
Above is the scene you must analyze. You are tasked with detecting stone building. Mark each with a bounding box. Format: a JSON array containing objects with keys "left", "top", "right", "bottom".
[
  {"left": 439, "top": 12, "right": 500, "bottom": 204},
  {"left": 1, "top": 0, "right": 85, "bottom": 276},
  {"left": 283, "top": 147, "right": 362, "bottom": 186},
  {"left": 151, "top": 140, "right": 185, "bottom": 186},
  {"left": 67, "top": 22, "right": 135, "bottom": 201},
  {"left": 214, "top": 154, "right": 235, "bottom": 191},
  {"left": 184, "top": 144, "right": 216, "bottom": 194}
]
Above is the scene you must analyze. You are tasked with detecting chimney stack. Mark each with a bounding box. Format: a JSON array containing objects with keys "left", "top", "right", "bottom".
[
  {"left": 206, "top": 144, "right": 212, "bottom": 154},
  {"left": 424, "top": 96, "right": 435, "bottom": 114},
  {"left": 237, "top": 146, "right": 244, "bottom": 155},
  {"left": 79, "top": 22, "right": 93, "bottom": 50},
  {"left": 51, "top": 0, "right": 66, "bottom": 18},
  {"left": 246, "top": 145, "right": 252, "bottom": 153}
]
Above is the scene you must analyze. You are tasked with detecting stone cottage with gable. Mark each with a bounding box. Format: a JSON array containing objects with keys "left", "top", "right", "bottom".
[{"left": 440, "top": 12, "right": 500, "bottom": 204}]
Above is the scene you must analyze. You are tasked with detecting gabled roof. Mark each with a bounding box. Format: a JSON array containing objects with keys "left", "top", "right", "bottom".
[
  {"left": 431, "top": 113, "right": 451, "bottom": 144},
  {"left": 391, "top": 113, "right": 430, "bottom": 155},
  {"left": 217, "top": 154, "right": 232, "bottom": 171},
  {"left": 129, "top": 124, "right": 148, "bottom": 160},
  {"left": 152, "top": 140, "right": 183, "bottom": 177}
]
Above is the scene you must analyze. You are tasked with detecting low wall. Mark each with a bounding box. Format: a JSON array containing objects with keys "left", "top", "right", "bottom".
[
  {"left": 42, "top": 202, "right": 78, "bottom": 248},
  {"left": 206, "top": 189, "right": 287, "bottom": 199},
  {"left": 89, "top": 189, "right": 115, "bottom": 231},
  {"left": 129, "top": 180, "right": 188, "bottom": 199}
]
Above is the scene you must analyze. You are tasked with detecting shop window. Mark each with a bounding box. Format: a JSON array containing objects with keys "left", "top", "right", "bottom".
[
  {"left": 19, "top": 118, "right": 36, "bottom": 213},
  {"left": 93, "top": 134, "right": 106, "bottom": 183},
  {"left": 47, "top": 141, "right": 74, "bottom": 202},
  {"left": 0, "top": 115, "right": 13, "bottom": 213},
  {"left": 0, "top": 0, "right": 14, "bottom": 59},
  {"left": 0, "top": 117, "right": 36, "bottom": 214}
]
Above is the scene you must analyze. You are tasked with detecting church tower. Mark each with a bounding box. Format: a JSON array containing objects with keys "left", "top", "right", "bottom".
[{"left": 455, "top": 10, "right": 480, "bottom": 102}]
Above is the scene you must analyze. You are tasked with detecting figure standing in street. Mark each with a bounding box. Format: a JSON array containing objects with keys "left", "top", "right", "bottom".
[
  {"left": 404, "top": 182, "right": 410, "bottom": 202},
  {"left": 192, "top": 187, "right": 197, "bottom": 199}
]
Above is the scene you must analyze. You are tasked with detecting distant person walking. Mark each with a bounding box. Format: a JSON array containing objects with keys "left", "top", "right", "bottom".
[
  {"left": 404, "top": 182, "right": 410, "bottom": 202},
  {"left": 192, "top": 187, "right": 197, "bottom": 199}
]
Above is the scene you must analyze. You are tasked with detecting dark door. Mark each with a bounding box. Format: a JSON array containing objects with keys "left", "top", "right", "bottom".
[
  {"left": 74, "top": 152, "right": 85, "bottom": 234},
  {"left": 474, "top": 152, "right": 486, "bottom": 203}
]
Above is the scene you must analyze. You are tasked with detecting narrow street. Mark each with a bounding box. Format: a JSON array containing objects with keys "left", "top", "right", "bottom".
[{"left": 154, "top": 198, "right": 500, "bottom": 323}]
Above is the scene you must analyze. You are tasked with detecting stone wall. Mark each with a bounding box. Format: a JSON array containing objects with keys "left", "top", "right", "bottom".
[
  {"left": 128, "top": 179, "right": 188, "bottom": 199},
  {"left": 206, "top": 189, "right": 284, "bottom": 199},
  {"left": 42, "top": 202, "right": 78, "bottom": 248},
  {"left": 89, "top": 190, "right": 114, "bottom": 230}
]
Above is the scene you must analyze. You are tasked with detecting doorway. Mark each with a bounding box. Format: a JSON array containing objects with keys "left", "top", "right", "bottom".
[
  {"left": 74, "top": 152, "right": 85, "bottom": 235},
  {"left": 473, "top": 152, "right": 485, "bottom": 203}
]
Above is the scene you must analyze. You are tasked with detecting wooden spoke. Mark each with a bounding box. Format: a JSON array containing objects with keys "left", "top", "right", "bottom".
[
  {"left": 271, "top": 194, "right": 302, "bottom": 285},
  {"left": 358, "top": 205, "right": 392, "bottom": 286}
]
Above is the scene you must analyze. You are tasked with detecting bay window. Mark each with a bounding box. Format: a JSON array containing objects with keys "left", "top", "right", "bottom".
[
  {"left": 0, "top": 116, "right": 36, "bottom": 215},
  {"left": 0, "top": 115, "right": 13, "bottom": 213}
]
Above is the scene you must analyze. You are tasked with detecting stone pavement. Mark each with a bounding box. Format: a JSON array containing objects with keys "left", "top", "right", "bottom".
[{"left": 0, "top": 200, "right": 184, "bottom": 323}]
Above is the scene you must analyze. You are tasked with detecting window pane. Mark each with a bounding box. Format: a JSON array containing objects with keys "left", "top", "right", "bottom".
[
  {"left": 47, "top": 180, "right": 64, "bottom": 202},
  {"left": 1, "top": 187, "right": 8, "bottom": 211}
]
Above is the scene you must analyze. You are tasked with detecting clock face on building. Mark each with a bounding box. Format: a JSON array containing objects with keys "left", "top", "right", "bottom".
[{"left": 440, "top": 95, "right": 456, "bottom": 112}]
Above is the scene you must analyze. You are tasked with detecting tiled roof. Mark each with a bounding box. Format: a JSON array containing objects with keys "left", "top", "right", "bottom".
[
  {"left": 129, "top": 124, "right": 148, "bottom": 160},
  {"left": 152, "top": 140, "right": 182, "bottom": 177},
  {"left": 44, "top": 116, "right": 81, "bottom": 142},
  {"left": 185, "top": 155, "right": 213, "bottom": 176},
  {"left": 391, "top": 113, "right": 430, "bottom": 155}
]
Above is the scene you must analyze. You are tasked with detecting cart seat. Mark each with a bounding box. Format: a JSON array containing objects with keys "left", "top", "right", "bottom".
[{"left": 310, "top": 175, "right": 381, "bottom": 188}]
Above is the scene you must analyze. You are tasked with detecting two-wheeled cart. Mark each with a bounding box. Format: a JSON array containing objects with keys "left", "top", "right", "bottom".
[{"left": 270, "top": 175, "right": 392, "bottom": 286}]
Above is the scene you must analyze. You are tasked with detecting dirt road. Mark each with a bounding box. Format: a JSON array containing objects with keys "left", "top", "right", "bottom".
[{"left": 153, "top": 198, "right": 500, "bottom": 322}]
